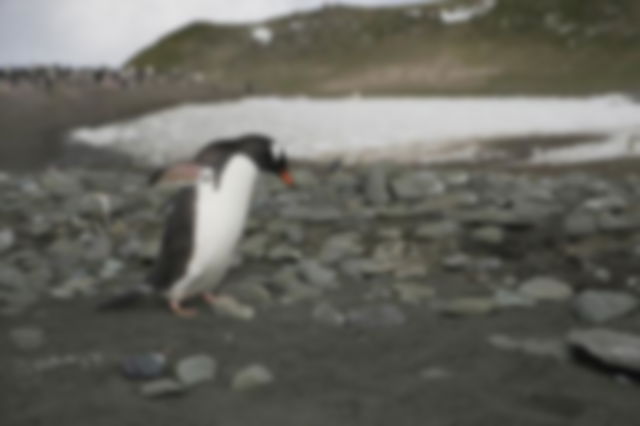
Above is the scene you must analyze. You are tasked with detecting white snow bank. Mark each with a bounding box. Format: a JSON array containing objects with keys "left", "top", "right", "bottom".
[
  {"left": 69, "top": 95, "right": 640, "bottom": 165},
  {"left": 439, "top": 0, "right": 497, "bottom": 25}
]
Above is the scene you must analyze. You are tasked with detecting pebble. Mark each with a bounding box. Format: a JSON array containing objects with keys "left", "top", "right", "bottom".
[
  {"left": 364, "top": 166, "right": 391, "bottom": 205},
  {"left": 568, "top": 328, "right": 640, "bottom": 373},
  {"left": 437, "top": 297, "right": 496, "bottom": 316},
  {"left": 493, "top": 289, "right": 536, "bottom": 308},
  {"left": 140, "top": 379, "right": 186, "bottom": 398},
  {"left": 320, "top": 233, "right": 364, "bottom": 264},
  {"left": 489, "top": 334, "right": 566, "bottom": 360},
  {"left": 419, "top": 367, "right": 451, "bottom": 381},
  {"left": 442, "top": 253, "right": 471, "bottom": 270},
  {"left": 393, "top": 282, "right": 435, "bottom": 304},
  {"left": 573, "top": 290, "right": 638, "bottom": 323},
  {"left": 298, "top": 260, "right": 338, "bottom": 289},
  {"left": 564, "top": 211, "right": 598, "bottom": 236},
  {"left": 211, "top": 295, "right": 256, "bottom": 321},
  {"left": 49, "top": 275, "right": 97, "bottom": 299},
  {"left": 471, "top": 226, "right": 505, "bottom": 245},
  {"left": 10, "top": 326, "right": 45, "bottom": 351},
  {"left": 176, "top": 354, "right": 217, "bottom": 386},
  {"left": 0, "top": 228, "right": 15, "bottom": 252},
  {"left": 346, "top": 304, "right": 406, "bottom": 328},
  {"left": 416, "top": 221, "right": 460, "bottom": 240},
  {"left": 518, "top": 276, "right": 574, "bottom": 302},
  {"left": 122, "top": 353, "right": 167, "bottom": 380},
  {"left": 312, "top": 302, "right": 346, "bottom": 326},
  {"left": 231, "top": 364, "right": 275, "bottom": 391}
]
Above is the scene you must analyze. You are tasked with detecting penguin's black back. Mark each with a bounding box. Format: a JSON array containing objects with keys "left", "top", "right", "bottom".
[{"left": 148, "top": 187, "right": 196, "bottom": 292}]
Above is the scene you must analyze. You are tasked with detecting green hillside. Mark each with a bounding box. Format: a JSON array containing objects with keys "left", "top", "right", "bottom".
[{"left": 129, "top": 0, "right": 640, "bottom": 95}]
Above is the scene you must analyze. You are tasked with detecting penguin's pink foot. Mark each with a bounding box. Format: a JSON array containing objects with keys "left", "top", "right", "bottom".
[
  {"left": 169, "top": 299, "right": 198, "bottom": 318},
  {"left": 201, "top": 292, "right": 218, "bottom": 305}
]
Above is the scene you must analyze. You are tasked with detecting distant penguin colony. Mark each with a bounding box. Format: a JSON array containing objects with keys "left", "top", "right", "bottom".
[{"left": 100, "top": 134, "right": 294, "bottom": 317}]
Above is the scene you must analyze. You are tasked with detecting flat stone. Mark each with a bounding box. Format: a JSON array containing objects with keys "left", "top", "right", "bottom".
[
  {"left": 391, "top": 171, "right": 445, "bottom": 200},
  {"left": 211, "top": 295, "right": 255, "bottom": 321},
  {"left": 140, "top": 379, "right": 186, "bottom": 398},
  {"left": 49, "top": 275, "right": 97, "bottom": 299},
  {"left": 364, "top": 166, "right": 391, "bottom": 205},
  {"left": 489, "top": 334, "right": 566, "bottom": 360},
  {"left": 568, "top": 328, "right": 640, "bottom": 373},
  {"left": 122, "top": 353, "right": 167, "bottom": 380},
  {"left": 312, "top": 302, "right": 346, "bottom": 326},
  {"left": 471, "top": 226, "right": 505, "bottom": 245},
  {"left": 298, "top": 260, "right": 338, "bottom": 289},
  {"left": 573, "top": 290, "right": 638, "bottom": 323},
  {"left": 319, "top": 233, "right": 363, "bottom": 264},
  {"left": 241, "top": 234, "right": 268, "bottom": 258},
  {"left": 519, "top": 276, "right": 574, "bottom": 302},
  {"left": 416, "top": 221, "right": 460, "bottom": 240},
  {"left": 564, "top": 211, "right": 598, "bottom": 236},
  {"left": 231, "top": 364, "right": 274, "bottom": 391},
  {"left": 10, "top": 326, "right": 45, "bottom": 351},
  {"left": 437, "top": 297, "right": 496, "bottom": 316},
  {"left": 346, "top": 304, "right": 406, "bottom": 328},
  {"left": 393, "top": 282, "right": 436, "bottom": 304},
  {"left": 99, "top": 258, "right": 124, "bottom": 280},
  {"left": 0, "top": 229, "right": 15, "bottom": 252},
  {"left": 266, "top": 244, "right": 302, "bottom": 261},
  {"left": 442, "top": 253, "right": 471, "bottom": 270},
  {"left": 493, "top": 289, "right": 536, "bottom": 308},
  {"left": 419, "top": 367, "right": 452, "bottom": 381},
  {"left": 176, "top": 354, "right": 217, "bottom": 386}
]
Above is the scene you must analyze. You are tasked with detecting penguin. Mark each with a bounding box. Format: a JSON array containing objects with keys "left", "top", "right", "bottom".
[{"left": 100, "top": 134, "right": 294, "bottom": 317}]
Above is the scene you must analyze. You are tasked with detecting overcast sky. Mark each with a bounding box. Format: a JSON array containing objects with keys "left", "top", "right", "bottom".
[{"left": 0, "top": 0, "right": 432, "bottom": 67}]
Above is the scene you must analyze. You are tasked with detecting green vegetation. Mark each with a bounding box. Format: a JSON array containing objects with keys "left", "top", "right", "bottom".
[{"left": 128, "top": 0, "right": 640, "bottom": 95}]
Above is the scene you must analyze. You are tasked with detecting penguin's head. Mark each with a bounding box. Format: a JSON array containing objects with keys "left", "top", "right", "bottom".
[{"left": 197, "top": 133, "right": 294, "bottom": 186}]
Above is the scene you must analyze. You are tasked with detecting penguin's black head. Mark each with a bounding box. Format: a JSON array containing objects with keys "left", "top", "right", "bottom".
[{"left": 196, "top": 134, "right": 294, "bottom": 186}]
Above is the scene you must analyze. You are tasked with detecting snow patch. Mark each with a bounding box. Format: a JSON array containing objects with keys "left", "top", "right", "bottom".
[
  {"left": 440, "top": 0, "right": 497, "bottom": 25},
  {"left": 251, "top": 26, "right": 273, "bottom": 45},
  {"left": 69, "top": 95, "right": 640, "bottom": 166}
]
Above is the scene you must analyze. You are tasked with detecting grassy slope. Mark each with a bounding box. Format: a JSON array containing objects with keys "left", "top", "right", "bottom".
[{"left": 128, "top": 0, "right": 640, "bottom": 95}]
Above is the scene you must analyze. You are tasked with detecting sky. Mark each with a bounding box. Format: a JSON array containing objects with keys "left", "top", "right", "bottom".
[{"left": 0, "top": 0, "right": 433, "bottom": 67}]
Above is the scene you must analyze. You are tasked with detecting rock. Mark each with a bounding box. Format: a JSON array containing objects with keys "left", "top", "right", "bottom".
[
  {"left": 176, "top": 354, "right": 217, "bottom": 386},
  {"left": 471, "top": 226, "right": 505, "bottom": 245},
  {"left": 489, "top": 334, "right": 566, "bottom": 360},
  {"left": 40, "top": 169, "right": 83, "bottom": 197},
  {"left": 573, "top": 290, "right": 638, "bottom": 323},
  {"left": 319, "top": 233, "right": 363, "bottom": 264},
  {"left": 364, "top": 166, "right": 390, "bottom": 205},
  {"left": 231, "top": 364, "right": 274, "bottom": 391},
  {"left": 340, "top": 258, "right": 390, "bottom": 279},
  {"left": 416, "top": 221, "right": 460, "bottom": 240},
  {"left": 394, "top": 262, "right": 429, "bottom": 279},
  {"left": 312, "top": 302, "right": 346, "bottom": 326},
  {"left": 493, "top": 289, "right": 536, "bottom": 308},
  {"left": 298, "top": 260, "right": 338, "bottom": 289},
  {"left": 0, "top": 266, "right": 39, "bottom": 315},
  {"left": 266, "top": 244, "right": 302, "bottom": 261},
  {"left": 49, "top": 275, "right": 97, "bottom": 299},
  {"left": 211, "top": 295, "right": 255, "bottom": 321},
  {"left": 391, "top": 171, "right": 445, "bottom": 200},
  {"left": 568, "top": 328, "right": 640, "bottom": 373},
  {"left": 99, "top": 258, "right": 124, "bottom": 280},
  {"left": 140, "top": 379, "right": 186, "bottom": 398},
  {"left": 346, "top": 304, "right": 406, "bottom": 328},
  {"left": 122, "top": 353, "right": 167, "bottom": 380},
  {"left": 393, "top": 282, "right": 435, "bottom": 304},
  {"left": 0, "top": 229, "right": 15, "bottom": 252},
  {"left": 519, "top": 276, "right": 574, "bottom": 302},
  {"left": 564, "top": 211, "right": 598, "bottom": 236},
  {"left": 442, "top": 253, "right": 471, "bottom": 270},
  {"left": 437, "top": 297, "right": 496, "bottom": 316},
  {"left": 10, "top": 326, "right": 44, "bottom": 350},
  {"left": 241, "top": 234, "right": 268, "bottom": 258},
  {"left": 583, "top": 195, "right": 627, "bottom": 212}
]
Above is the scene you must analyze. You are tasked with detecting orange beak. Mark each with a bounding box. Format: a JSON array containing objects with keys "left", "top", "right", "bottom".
[{"left": 279, "top": 170, "right": 295, "bottom": 186}]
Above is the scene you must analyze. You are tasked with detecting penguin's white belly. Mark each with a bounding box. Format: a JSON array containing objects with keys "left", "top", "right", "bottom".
[{"left": 168, "top": 156, "right": 257, "bottom": 300}]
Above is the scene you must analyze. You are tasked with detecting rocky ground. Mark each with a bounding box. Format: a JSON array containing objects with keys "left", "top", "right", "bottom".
[{"left": 2, "top": 161, "right": 640, "bottom": 425}]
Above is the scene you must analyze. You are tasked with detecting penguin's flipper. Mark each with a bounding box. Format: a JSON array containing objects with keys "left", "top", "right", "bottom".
[{"left": 96, "top": 284, "right": 153, "bottom": 311}]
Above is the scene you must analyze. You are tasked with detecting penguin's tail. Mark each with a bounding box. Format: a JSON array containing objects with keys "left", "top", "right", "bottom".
[{"left": 97, "top": 283, "right": 154, "bottom": 311}]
